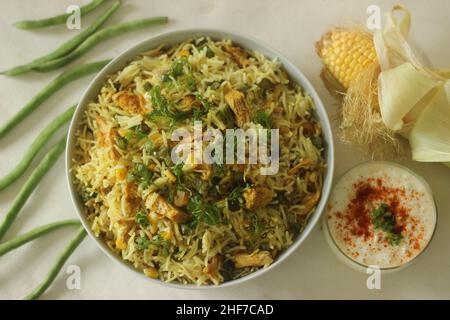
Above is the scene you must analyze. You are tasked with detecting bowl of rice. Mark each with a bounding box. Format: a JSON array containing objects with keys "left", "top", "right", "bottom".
[{"left": 66, "top": 29, "right": 334, "bottom": 288}]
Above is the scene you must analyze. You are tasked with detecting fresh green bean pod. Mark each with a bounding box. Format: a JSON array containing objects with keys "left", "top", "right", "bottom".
[
  {"left": 3, "top": 1, "right": 120, "bottom": 76},
  {"left": 0, "top": 60, "right": 109, "bottom": 139},
  {"left": 23, "top": 227, "right": 87, "bottom": 300},
  {"left": 0, "top": 219, "right": 80, "bottom": 256},
  {"left": 14, "top": 0, "right": 107, "bottom": 30},
  {"left": 0, "top": 138, "right": 66, "bottom": 241},
  {"left": 33, "top": 16, "right": 169, "bottom": 72},
  {"left": 0, "top": 106, "right": 75, "bottom": 191}
]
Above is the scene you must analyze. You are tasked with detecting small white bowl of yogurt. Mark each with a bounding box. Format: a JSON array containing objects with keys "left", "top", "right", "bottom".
[{"left": 323, "top": 161, "right": 437, "bottom": 272}]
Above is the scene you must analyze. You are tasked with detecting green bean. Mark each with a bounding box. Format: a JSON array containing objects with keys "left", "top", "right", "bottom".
[
  {"left": 0, "top": 138, "right": 66, "bottom": 241},
  {"left": 33, "top": 16, "right": 169, "bottom": 73},
  {"left": 0, "top": 106, "right": 75, "bottom": 191},
  {"left": 14, "top": 0, "right": 107, "bottom": 30},
  {"left": 0, "top": 60, "right": 109, "bottom": 139},
  {"left": 0, "top": 219, "right": 80, "bottom": 257},
  {"left": 3, "top": 1, "right": 120, "bottom": 76},
  {"left": 23, "top": 227, "right": 87, "bottom": 300}
]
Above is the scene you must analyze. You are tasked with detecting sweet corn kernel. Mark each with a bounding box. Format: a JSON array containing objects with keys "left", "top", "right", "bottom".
[
  {"left": 144, "top": 267, "right": 159, "bottom": 279},
  {"left": 115, "top": 238, "right": 127, "bottom": 250},
  {"left": 118, "top": 128, "right": 128, "bottom": 137},
  {"left": 149, "top": 212, "right": 159, "bottom": 224},
  {"left": 163, "top": 230, "right": 173, "bottom": 241},
  {"left": 115, "top": 167, "right": 127, "bottom": 180},
  {"left": 164, "top": 170, "right": 177, "bottom": 183}
]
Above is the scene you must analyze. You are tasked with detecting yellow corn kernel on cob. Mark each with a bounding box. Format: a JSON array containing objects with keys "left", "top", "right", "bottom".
[{"left": 316, "top": 28, "right": 378, "bottom": 89}]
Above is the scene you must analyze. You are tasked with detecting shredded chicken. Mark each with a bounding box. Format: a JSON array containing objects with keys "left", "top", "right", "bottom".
[
  {"left": 173, "top": 190, "right": 189, "bottom": 207},
  {"left": 224, "top": 89, "right": 250, "bottom": 127},
  {"left": 178, "top": 95, "right": 202, "bottom": 111},
  {"left": 223, "top": 44, "right": 250, "bottom": 67},
  {"left": 96, "top": 116, "right": 120, "bottom": 160},
  {"left": 203, "top": 255, "right": 221, "bottom": 280},
  {"left": 146, "top": 194, "right": 190, "bottom": 223},
  {"left": 243, "top": 186, "right": 274, "bottom": 209},
  {"left": 302, "top": 191, "right": 321, "bottom": 215},
  {"left": 234, "top": 251, "right": 273, "bottom": 268},
  {"left": 114, "top": 91, "right": 146, "bottom": 115},
  {"left": 288, "top": 158, "right": 314, "bottom": 176}
]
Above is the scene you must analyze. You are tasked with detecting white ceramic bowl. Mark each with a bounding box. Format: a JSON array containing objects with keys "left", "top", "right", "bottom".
[{"left": 66, "top": 29, "right": 335, "bottom": 288}]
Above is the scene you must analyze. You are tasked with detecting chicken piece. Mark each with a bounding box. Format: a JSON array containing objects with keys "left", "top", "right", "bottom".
[
  {"left": 96, "top": 116, "right": 120, "bottom": 160},
  {"left": 124, "top": 183, "right": 139, "bottom": 212},
  {"left": 270, "top": 106, "right": 284, "bottom": 120},
  {"left": 234, "top": 251, "right": 273, "bottom": 268},
  {"left": 193, "top": 164, "right": 212, "bottom": 181},
  {"left": 114, "top": 91, "right": 146, "bottom": 115},
  {"left": 243, "top": 186, "right": 274, "bottom": 210},
  {"left": 203, "top": 255, "right": 221, "bottom": 280},
  {"left": 288, "top": 158, "right": 314, "bottom": 176},
  {"left": 173, "top": 190, "right": 189, "bottom": 207},
  {"left": 178, "top": 95, "right": 202, "bottom": 111},
  {"left": 302, "top": 191, "right": 321, "bottom": 215},
  {"left": 146, "top": 194, "right": 190, "bottom": 223},
  {"left": 224, "top": 89, "right": 250, "bottom": 127},
  {"left": 223, "top": 44, "right": 250, "bottom": 68}
]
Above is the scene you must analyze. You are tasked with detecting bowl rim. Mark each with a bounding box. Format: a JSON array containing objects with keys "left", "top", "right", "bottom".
[{"left": 65, "top": 28, "right": 335, "bottom": 289}]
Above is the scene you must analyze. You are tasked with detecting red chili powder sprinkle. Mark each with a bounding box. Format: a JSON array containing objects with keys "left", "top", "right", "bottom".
[{"left": 339, "top": 178, "right": 411, "bottom": 240}]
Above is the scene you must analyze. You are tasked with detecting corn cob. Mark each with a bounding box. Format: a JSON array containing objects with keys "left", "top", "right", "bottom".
[{"left": 316, "top": 28, "right": 378, "bottom": 89}]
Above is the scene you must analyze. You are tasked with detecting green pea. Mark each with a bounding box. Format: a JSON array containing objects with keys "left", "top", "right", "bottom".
[{"left": 258, "top": 78, "right": 274, "bottom": 90}]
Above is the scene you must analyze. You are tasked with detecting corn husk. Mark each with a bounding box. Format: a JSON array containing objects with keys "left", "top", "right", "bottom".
[
  {"left": 379, "top": 62, "right": 439, "bottom": 131},
  {"left": 374, "top": 5, "right": 450, "bottom": 163},
  {"left": 410, "top": 84, "right": 450, "bottom": 161}
]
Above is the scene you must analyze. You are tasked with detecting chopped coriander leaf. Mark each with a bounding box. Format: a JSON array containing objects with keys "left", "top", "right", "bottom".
[
  {"left": 252, "top": 217, "right": 266, "bottom": 238},
  {"left": 170, "top": 58, "right": 187, "bottom": 78},
  {"left": 134, "top": 123, "right": 150, "bottom": 139},
  {"left": 195, "top": 93, "right": 212, "bottom": 109},
  {"left": 127, "top": 171, "right": 137, "bottom": 182},
  {"left": 202, "top": 203, "right": 221, "bottom": 225},
  {"left": 370, "top": 203, "right": 403, "bottom": 246},
  {"left": 162, "top": 58, "right": 191, "bottom": 83},
  {"left": 227, "top": 186, "right": 245, "bottom": 211},
  {"left": 149, "top": 235, "right": 166, "bottom": 246},
  {"left": 124, "top": 130, "right": 134, "bottom": 141},
  {"left": 135, "top": 211, "right": 149, "bottom": 227},
  {"left": 186, "top": 75, "right": 196, "bottom": 91},
  {"left": 138, "top": 181, "right": 149, "bottom": 191},
  {"left": 187, "top": 194, "right": 221, "bottom": 226},
  {"left": 136, "top": 163, "right": 152, "bottom": 181},
  {"left": 143, "top": 140, "right": 154, "bottom": 153},
  {"left": 253, "top": 111, "right": 272, "bottom": 129},
  {"left": 172, "top": 163, "right": 184, "bottom": 178},
  {"left": 162, "top": 246, "right": 170, "bottom": 257},
  {"left": 148, "top": 86, "right": 192, "bottom": 126},
  {"left": 137, "top": 235, "right": 150, "bottom": 250}
]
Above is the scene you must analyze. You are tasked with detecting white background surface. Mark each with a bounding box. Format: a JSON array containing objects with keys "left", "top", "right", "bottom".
[{"left": 0, "top": 0, "right": 449, "bottom": 300}]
